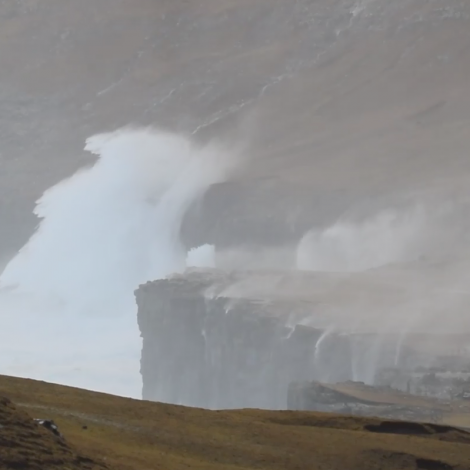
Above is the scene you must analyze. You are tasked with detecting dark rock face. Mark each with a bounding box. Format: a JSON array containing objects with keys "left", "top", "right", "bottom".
[
  {"left": 34, "top": 419, "right": 63, "bottom": 439},
  {"left": 137, "top": 270, "right": 470, "bottom": 409},
  {"left": 137, "top": 272, "right": 354, "bottom": 409}
]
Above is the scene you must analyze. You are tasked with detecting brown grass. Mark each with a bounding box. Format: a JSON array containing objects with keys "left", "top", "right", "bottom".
[
  {"left": 0, "top": 395, "right": 107, "bottom": 470},
  {"left": 1, "top": 375, "right": 470, "bottom": 470}
]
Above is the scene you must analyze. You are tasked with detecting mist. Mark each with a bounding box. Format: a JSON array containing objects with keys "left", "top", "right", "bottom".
[
  {"left": 194, "top": 198, "right": 470, "bottom": 393},
  {"left": 0, "top": 127, "right": 240, "bottom": 397},
  {"left": 296, "top": 201, "right": 470, "bottom": 273},
  {"left": 1, "top": 127, "right": 469, "bottom": 400}
]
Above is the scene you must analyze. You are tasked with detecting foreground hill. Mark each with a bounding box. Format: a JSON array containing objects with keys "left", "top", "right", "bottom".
[
  {"left": 1, "top": 375, "right": 470, "bottom": 470},
  {"left": 0, "top": 395, "right": 107, "bottom": 470}
]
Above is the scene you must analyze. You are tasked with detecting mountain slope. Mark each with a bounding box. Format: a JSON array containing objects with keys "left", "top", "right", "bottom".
[{"left": 1, "top": 0, "right": 469, "bottom": 256}]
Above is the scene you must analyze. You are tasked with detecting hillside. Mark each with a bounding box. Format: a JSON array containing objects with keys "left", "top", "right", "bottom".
[
  {"left": 1, "top": 0, "right": 470, "bottom": 257},
  {"left": 1, "top": 375, "right": 470, "bottom": 470},
  {"left": 0, "top": 395, "right": 107, "bottom": 470}
]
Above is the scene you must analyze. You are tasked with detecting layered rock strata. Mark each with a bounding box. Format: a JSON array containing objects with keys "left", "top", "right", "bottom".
[
  {"left": 287, "top": 381, "right": 453, "bottom": 423},
  {"left": 136, "top": 268, "right": 470, "bottom": 409},
  {"left": 137, "top": 273, "right": 346, "bottom": 409}
]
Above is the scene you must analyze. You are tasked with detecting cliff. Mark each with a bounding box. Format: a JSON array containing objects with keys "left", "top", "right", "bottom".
[
  {"left": 136, "top": 270, "right": 337, "bottom": 409},
  {"left": 136, "top": 268, "right": 470, "bottom": 410}
]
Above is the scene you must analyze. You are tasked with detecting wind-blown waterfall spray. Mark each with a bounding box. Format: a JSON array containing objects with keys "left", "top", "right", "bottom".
[
  {"left": 186, "top": 244, "right": 216, "bottom": 268},
  {"left": 313, "top": 327, "right": 334, "bottom": 382},
  {"left": 0, "top": 127, "right": 240, "bottom": 397},
  {"left": 294, "top": 201, "right": 470, "bottom": 386},
  {"left": 296, "top": 207, "right": 429, "bottom": 272}
]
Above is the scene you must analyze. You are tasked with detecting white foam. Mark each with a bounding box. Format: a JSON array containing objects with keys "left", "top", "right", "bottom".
[
  {"left": 296, "top": 207, "right": 428, "bottom": 272},
  {"left": 186, "top": 244, "right": 216, "bottom": 268},
  {"left": 0, "top": 127, "right": 239, "bottom": 397}
]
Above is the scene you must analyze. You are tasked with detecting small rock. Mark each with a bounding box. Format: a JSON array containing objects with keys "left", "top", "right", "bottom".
[{"left": 34, "top": 419, "right": 63, "bottom": 439}]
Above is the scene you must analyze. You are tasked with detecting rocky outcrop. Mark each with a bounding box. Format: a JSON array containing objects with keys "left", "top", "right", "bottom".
[{"left": 287, "top": 381, "right": 447, "bottom": 423}]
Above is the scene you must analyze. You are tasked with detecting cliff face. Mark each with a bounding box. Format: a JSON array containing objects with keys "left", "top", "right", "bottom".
[
  {"left": 2, "top": 0, "right": 470, "bottom": 258},
  {"left": 136, "top": 268, "right": 470, "bottom": 410},
  {"left": 136, "top": 269, "right": 470, "bottom": 409},
  {"left": 136, "top": 271, "right": 354, "bottom": 409}
]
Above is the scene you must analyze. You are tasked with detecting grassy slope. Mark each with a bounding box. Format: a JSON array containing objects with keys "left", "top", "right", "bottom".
[
  {"left": 1, "top": 375, "right": 470, "bottom": 470},
  {"left": 0, "top": 395, "right": 107, "bottom": 470}
]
